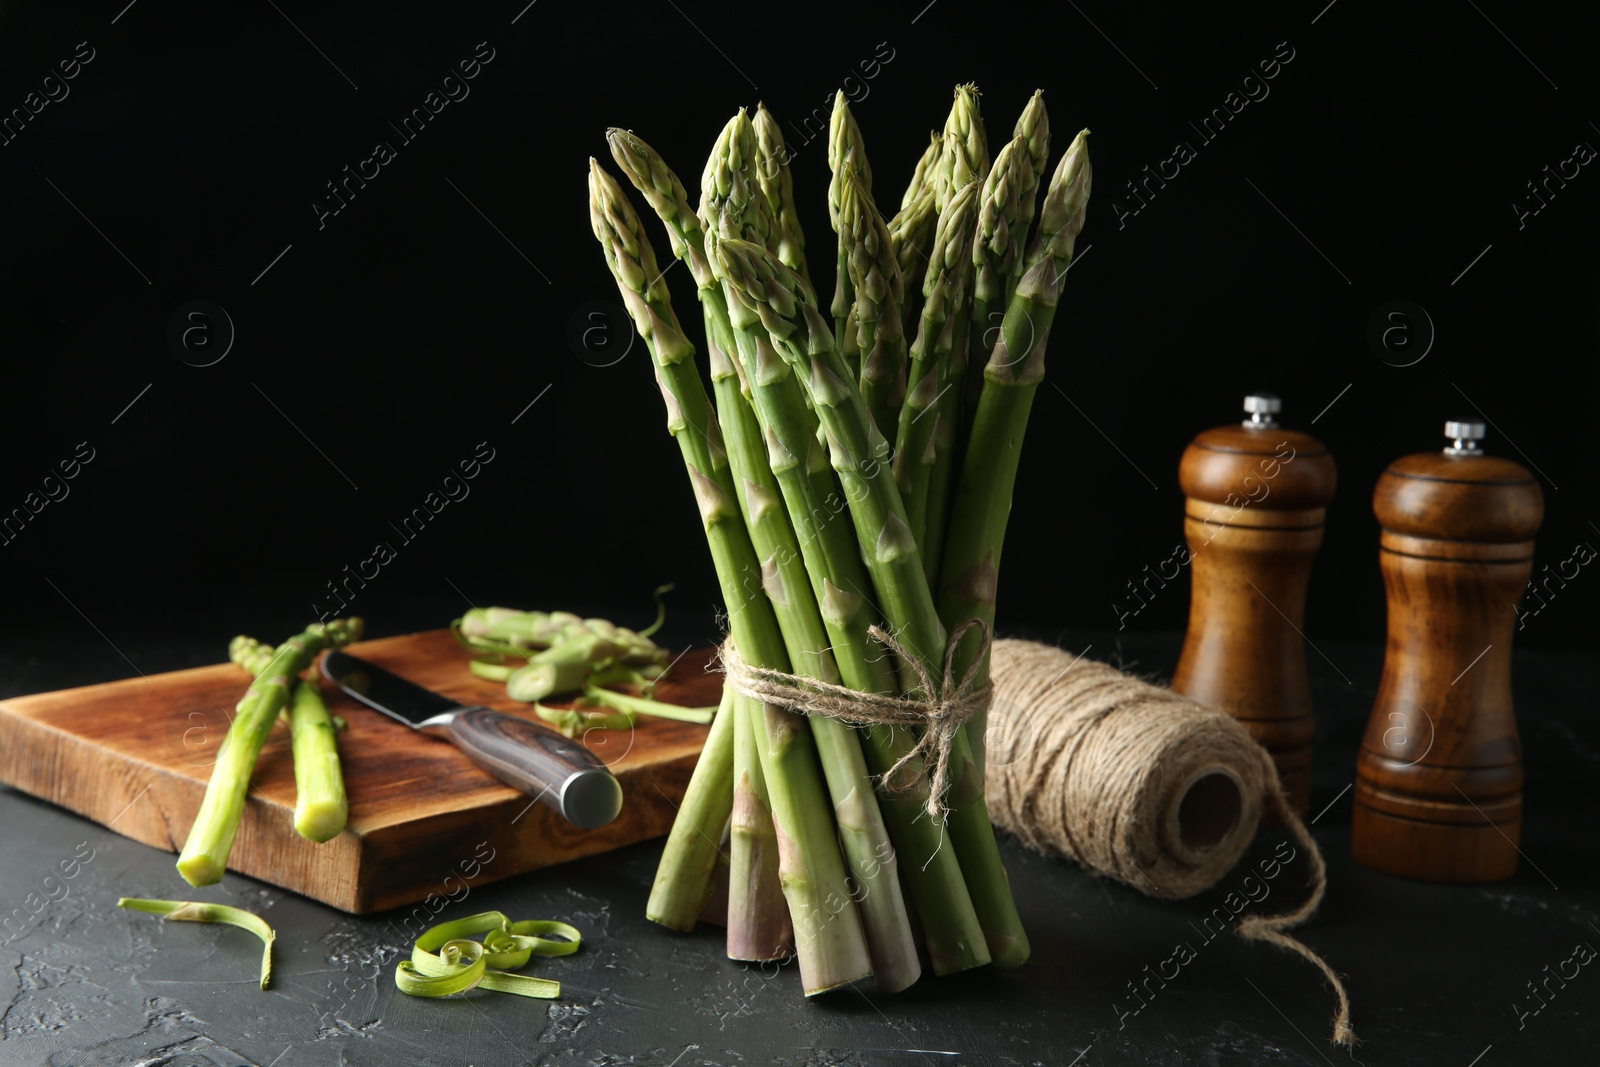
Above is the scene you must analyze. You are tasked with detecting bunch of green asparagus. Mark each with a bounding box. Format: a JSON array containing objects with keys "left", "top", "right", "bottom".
[
  {"left": 589, "top": 83, "right": 1091, "bottom": 993},
  {"left": 176, "top": 618, "right": 363, "bottom": 886}
]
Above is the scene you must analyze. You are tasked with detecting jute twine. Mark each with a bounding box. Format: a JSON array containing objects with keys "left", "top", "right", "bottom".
[
  {"left": 985, "top": 638, "right": 1354, "bottom": 1046},
  {"left": 716, "top": 619, "right": 992, "bottom": 820}
]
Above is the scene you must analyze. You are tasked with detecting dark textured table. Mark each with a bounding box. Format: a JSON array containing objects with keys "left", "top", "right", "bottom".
[{"left": 2, "top": 612, "right": 1595, "bottom": 1066}]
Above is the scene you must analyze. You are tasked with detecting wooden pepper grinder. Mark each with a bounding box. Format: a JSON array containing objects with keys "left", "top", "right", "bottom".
[
  {"left": 1172, "top": 393, "right": 1337, "bottom": 815},
  {"left": 1352, "top": 419, "right": 1543, "bottom": 882}
]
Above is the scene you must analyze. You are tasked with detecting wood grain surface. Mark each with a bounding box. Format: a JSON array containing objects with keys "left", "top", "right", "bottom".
[
  {"left": 1172, "top": 421, "right": 1337, "bottom": 815},
  {"left": 1352, "top": 448, "right": 1542, "bottom": 882},
  {"left": 0, "top": 629, "right": 718, "bottom": 912}
]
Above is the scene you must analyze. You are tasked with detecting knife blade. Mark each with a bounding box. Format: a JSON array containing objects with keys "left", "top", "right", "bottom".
[{"left": 320, "top": 649, "right": 623, "bottom": 829}]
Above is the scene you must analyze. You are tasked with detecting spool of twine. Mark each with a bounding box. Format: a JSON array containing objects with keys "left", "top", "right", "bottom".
[{"left": 986, "top": 638, "right": 1353, "bottom": 1046}]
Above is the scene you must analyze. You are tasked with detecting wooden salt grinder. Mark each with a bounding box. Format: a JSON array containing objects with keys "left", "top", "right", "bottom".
[
  {"left": 1352, "top": 420, "right": 1543, "bottom": 882},
  {"left": 1172, "top": 394, "right": 1337, "bottom": 815}
]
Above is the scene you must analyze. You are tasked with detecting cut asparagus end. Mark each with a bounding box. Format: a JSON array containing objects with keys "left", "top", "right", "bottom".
[{"left": 175, "top": 853, "right": 226, "bottom": 887}]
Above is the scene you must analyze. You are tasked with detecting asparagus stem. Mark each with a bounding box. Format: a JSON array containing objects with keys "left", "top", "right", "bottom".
[
  {"left": 728, "top": 690, "right": 793, "bottom": 961},
  {"left": 940, "top": 128, "right": 1092, "bottom": 736},
  {"left": 647, "top": 684, "right": 737, "bottom": 930},
  {"left": 893, "top": 180, "right": 983, "bottom": 580},
  {"left": 964, "top": 136, "right": 1039, "bottom": 433},
  {"left": 715, "top": 236, "right": 1027, "bottom": 968},
  {"left": 699, "top": 829, "right": 732, "bottom": 927},
  {"left": 179, "top": 620, "right": 361, "bottom": 885},
  {"left": 935, "top": 132, "right": 1091, "bottom": 970},
  {"left": 176, "top": 673, "right": 284, "bottom": 887},
  {"left": 580, "top": 680, "right": 716, "bottom": 724},
  {"left": 840, "top": 170, "right": 908, "bottom": 445},
  {"left": 591, "top": 159, "right": 872, "bottom": 993},
  {"left": 701, "top": 113, "right": 920, "bottom": 991},
  {"left": 287, "top": 679, "right": 347, "bottom": 842},
  {"left": 611, "top": 121, "right": 983, "bottom": 980},
  {"left": 505, "top": 636, "right": 608, "bottom": 702}
]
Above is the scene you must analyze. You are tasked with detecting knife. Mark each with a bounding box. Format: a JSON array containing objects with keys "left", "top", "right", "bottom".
[{"left": 320, "top": 649, "right": 623, "bottom": 829}]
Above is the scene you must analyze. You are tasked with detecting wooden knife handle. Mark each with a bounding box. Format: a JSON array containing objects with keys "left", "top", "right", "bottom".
[{"left": 441, "top": 708, "right": 623, "bottom": 828}]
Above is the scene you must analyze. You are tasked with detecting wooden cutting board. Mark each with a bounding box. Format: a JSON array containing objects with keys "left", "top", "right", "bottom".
[{"left": 0, "top": 630, "right": 717, "bottom": 913}]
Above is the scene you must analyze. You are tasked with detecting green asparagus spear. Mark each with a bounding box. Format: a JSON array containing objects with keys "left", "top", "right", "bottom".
[
  {"left": 702, "top": 113, "right": 922, "bottom": 989},
  {"left": 178, "top": 619, "right": 361, "bottom": 885},
  {"left": 840, "top": 169, "right": 908, "bottom": 444},
  {"left": 613, "top": 122, "right": 985, "bottom": 979},
  {"left": 932, "top": 84, "right": 989, "bottom": 212},
  {"left": 229, "top": 634, "right": 349, "bottom": 843},
  {"left": 828, "top": 92, "right": 873, "bottom": 376},
  {"left": 753, "top": 103, "right": 810, "bottom": 287},
  {"left": 939, "top": 129, "right": 1092, "bottom": 773},
  {"left": 728, "top": 689, "right": 792, "bottom": 961},
  {"left": 590, "top": 159, "right": 873, "bottom": 993},
  {"left": 893, "top": 178, "right": 983, "bottom": 579},
  {"left": 715, "top": 236, "right": 1029, "bottom": 969},
  {"left": 1009, "top": 90, "right": 1051, "bottom": 288},
  {"left": 963, "top": 136, "right": 1040, "bottom": 438}
]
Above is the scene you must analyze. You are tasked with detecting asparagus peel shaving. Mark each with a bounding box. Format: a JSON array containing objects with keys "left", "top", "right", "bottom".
[
  {"left": 579, "top": 680, "right": 717, "bottom": 723},
  {"left": 396, "top": 911, "right": 580, "bottom": 1000},
  {"left": 118, "top": 897, "right": 275, "bottom": 989}
]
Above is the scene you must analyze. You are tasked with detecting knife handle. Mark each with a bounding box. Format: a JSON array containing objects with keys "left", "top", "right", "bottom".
[{"left": 437, "top": 708, "right": 623, "bottom": 829}]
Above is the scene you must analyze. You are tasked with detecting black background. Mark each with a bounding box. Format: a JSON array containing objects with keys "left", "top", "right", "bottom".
[{"left": 2, "top": 0, "right": 1596, "bottom": 656}]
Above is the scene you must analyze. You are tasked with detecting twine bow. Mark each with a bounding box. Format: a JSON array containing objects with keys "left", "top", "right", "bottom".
[{"left": 716, "top": 618, "right": 994, "bottom": 820}]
